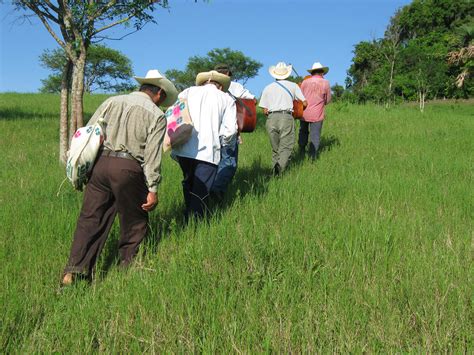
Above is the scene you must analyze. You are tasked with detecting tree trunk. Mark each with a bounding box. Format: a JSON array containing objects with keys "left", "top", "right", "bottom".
[
  {"left": 387, "top": 58, "right": 395, "bottom": 107},
  {"left": 70, "top": 53, "right": 87, "bottom": 136},
  {"left": 69, "top": 71, "right": 78, "bottom": 141},
  {"left": 419, "top": 90, "right": 426, "bottom": 113},
  {"left": 59, "top": 60, "right": 72, "bottom": 164}
]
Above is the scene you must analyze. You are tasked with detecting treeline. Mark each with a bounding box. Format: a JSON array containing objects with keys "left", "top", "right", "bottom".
[{"left": 339, "top": 0, "right": 473, "bottom": 105}]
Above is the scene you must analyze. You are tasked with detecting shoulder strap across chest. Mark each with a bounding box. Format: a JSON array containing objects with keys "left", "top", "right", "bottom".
[{"left": 275, "top": 81, "right": 294, "bottom": 100}]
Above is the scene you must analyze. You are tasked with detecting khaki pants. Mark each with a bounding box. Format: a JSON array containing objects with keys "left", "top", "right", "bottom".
[
  {"left": 265, "top": 112, "right": 295, "bottom": 173},
  {"left": 64, "top": 154, "right": 149, "bottom": 277}
]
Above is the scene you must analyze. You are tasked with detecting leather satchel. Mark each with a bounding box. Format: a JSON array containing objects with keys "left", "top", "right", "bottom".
[
  {"left": 292, "top": 99, "right": 304, "bottom": 119},
  {"left": 235, "top": 98, "right": 257, "bottom": 133}
]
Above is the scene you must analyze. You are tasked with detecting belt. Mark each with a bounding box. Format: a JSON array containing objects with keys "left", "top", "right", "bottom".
[
  {"left": 268, "top": 110, "right": 292, "bottom": 114},
  {"left": 101, "top": 149, "right": 135, "bottom": 161}
]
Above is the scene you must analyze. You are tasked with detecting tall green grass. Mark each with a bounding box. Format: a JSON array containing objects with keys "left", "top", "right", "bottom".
[{"left": 0, "top": 94, "right": 472, "bottom": 352}]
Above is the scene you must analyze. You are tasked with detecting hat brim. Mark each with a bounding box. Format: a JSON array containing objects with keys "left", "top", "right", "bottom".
[
  {"left": 307, "top": 66, "right": 329, "bottom": 74},
  {"left": 269, "top": 65, "right": 292, "bottom": 80},
  {"left": 134, "top": 76, "right": 178, "bottom": 107},
  {"left": 195, "top": 71, "right": 231, "bottom": 92}
]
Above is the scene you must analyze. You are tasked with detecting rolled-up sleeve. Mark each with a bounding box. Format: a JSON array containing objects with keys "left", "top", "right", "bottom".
[{"left": 143, "top": 113, "right": 167, "bottom": 192}]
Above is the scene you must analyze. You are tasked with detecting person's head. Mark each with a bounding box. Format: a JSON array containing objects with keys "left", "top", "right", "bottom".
[
  {"left": 214, "top": 63, "right": 232, "bottom": 77},
  {"left": 134, "top": 69, "right": 178, "bottom": 107},
  {"left": 307, "top": 62, "right": 329, "bottom": 76},
  {"left": 195, "top": 70, "right": 231, "bottom": 92},
  {"left": 139, "top": 84, "right": 167, "bottom": 106},
  {"left": 268, "top": 62, "right": 292, "bottom": 80},
  {"left": 310, "top": 69, "right": 326, "bottom": 75}
]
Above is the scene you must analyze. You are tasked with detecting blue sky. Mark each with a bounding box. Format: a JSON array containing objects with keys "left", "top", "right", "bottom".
[{"left": 0, "top": 0, "right": 411, "bottom": 96}]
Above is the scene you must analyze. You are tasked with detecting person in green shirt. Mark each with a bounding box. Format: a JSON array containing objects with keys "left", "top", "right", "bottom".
[{"left": 62, "top": 70, "right": 178, "bottom": 286}]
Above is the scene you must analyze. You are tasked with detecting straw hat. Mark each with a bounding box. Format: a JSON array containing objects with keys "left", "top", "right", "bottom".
[
  {"left": 134, "top": 69, "right": 178, "bottom": 106},
  {"left": 269, "top": 62, "right": 292, "bottom": 80},
  {"left": 307, "top": 62, "right": 329, "bottom": 74},
  {"left": 214, "top": 63, "right": 233, "bottom": 76},
  {"left": 195, "top": 70, "right": 231, "bottom": 92}
]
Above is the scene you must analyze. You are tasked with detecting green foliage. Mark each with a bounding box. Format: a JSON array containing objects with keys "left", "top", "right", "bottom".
[
  {"left": 285, "top": 75, "right": 304, "bottom": 84},
  {"left": 40, "top": 75, "right": 63, "bottom": 94},
  {"left": 346, "top": 0, "right": 474, "bottom": 103},
  {"left": 1, "top": 94, "right": 472, "bottom": 352},
  {"left": 397, "top": 0, "right": 473, "bottom": 43},
  {"left": 39, "top": 45, "right": 135, "bottom": 94},
  {"left": 165, "top": 48, "right": 262, "bottom": 91},
  {"left": 395, "top": 36, "right": 450, "bottom": 100},
  {"left": 331, "top": 83, "right": 345, "bottom": 101},
  {"left": 346, "top": 41, "right": 386, "bottom": 103},
  {"left": 14, "top": 1, "right": 167, "bottom": 42}
]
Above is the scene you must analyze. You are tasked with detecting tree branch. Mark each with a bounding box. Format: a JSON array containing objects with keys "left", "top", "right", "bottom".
[
  {"left": 23, "top": 4, "right": 66, "bottom": 49},
  {"left": 42, "top": 0, "right": 60, "bottom": 13},
  {"left": 92, "top": 12, "right": 139, "bottom": 36},
  {"left": 93, "top": 28, "right": 142, "bottom": 41},
  {"left": 90, "top": 0, "right": 117, "bottom": 23}
]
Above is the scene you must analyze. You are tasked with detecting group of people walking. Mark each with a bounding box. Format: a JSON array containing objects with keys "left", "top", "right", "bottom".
[{"left": 61, "top": 61, "right": 331, "bottom": 286}]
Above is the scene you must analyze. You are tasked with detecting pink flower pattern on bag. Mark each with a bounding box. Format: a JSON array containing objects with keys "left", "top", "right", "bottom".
[
  {"left": 167, "top": 121, "right": 177, "bottom": 132},
  {"left": 172, "top": 105, "right": 181, "bottom": 116}
]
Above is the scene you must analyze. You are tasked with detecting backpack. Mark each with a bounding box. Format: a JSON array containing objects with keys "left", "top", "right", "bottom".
[
  {"left": 162, "top": 99, "right": 194, "bottom": 152},
  {"left": 66, "top": 118, "right": 106, "bottom": 191}
]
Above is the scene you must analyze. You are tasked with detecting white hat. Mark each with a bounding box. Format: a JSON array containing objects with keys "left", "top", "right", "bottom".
[
  {"left": 269, "top": 62, "right": 293, "bottom": 80},
  {"left": 195, "top": 70, "right": 231, "bottom": 92},
  {"left": 134, "top": 69, "right": 178, "bottom": 107},
  {"left": 307, "top": 62, "right": 329, "bottom": 74}
]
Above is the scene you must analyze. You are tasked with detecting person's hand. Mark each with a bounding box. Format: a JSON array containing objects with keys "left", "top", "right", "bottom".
[
  {"left": 263, "top": 108, "right": 269, "bottom": 116},
  {"left": 142, "top": 192, "right": 158, "bottom": 212},
  {"left": 238, "top": 135, "right": 243, "bottom": 144}
]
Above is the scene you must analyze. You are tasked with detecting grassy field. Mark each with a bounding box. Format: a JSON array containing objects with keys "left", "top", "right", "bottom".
[{"left": 0, "top": 93, "right": 472, "bottom": 352}]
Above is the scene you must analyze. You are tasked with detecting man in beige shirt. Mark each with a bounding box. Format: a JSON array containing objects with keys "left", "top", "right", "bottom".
[{"left": 62, "top": 70, "right": 178, "bottom": 286}]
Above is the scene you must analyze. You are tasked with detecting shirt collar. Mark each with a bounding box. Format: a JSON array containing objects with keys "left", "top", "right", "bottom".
[{"left": 131, "top": 91, "right": 154, "bottom": 102}]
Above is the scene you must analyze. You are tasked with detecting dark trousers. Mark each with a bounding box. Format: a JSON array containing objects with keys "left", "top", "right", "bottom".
[
  {"left": 212, "top": 136, "right": 239, "bottom": 194},
  {"left": 64, "top": 155, "right": 149, "bottom": 276},
  {"left": 178, "top": 156, "right": 217, "bottom": 219},
  {"left": 299, "top": 120, "right": 324, "bottom": 159}
]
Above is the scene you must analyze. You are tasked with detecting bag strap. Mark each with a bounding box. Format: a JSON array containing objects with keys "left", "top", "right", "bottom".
[
  {"left": 275, "top": 81, "right": 294, "bottom": 100},
  {"left": 97, "top": 100, "right": 113, "bottom": 124},
  {"left": 227, "top": 91, "right": 252, "bottom": 116}
]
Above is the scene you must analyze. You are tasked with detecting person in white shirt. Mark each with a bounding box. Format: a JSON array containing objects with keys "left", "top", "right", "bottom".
[
  {"left": 211, "top": 63, "right": 256, "bottom": 199},
  {"left": 172, "top": 70, "right": 236, "bottom": 219},
  {"left": 259, "top": 62, "right": 307, "bottom": 175}
]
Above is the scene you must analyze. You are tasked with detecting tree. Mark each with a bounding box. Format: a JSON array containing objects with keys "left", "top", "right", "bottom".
[
  {"left": 39, "top": 44, "right": 135, "bottom": 94},
  {"left": 396, "top": 0, "right": 473, "bottom": 43},
  {"left": 13, "top": 1, "right": 169, "bottom": 163},
  {"left": 346, "top": 0, "right": 474, "bottom": 104},
  {"left": 398, "top": 37, "right": 449, "bottom": 111},
  {"left": 380, "top": 10, "right": 402, "bottom": 107},
  {"left": 447, "top": 23, "right": 474, "bottom": 91},
  {"left": 331, "top": 83, "right": 345, "bottom": 101},
  {"left": 346, "top": 40, "right": 386, "bottom": 103},
  {"left": 165, "top": 48, "right": 262, "bottom": 91}
]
